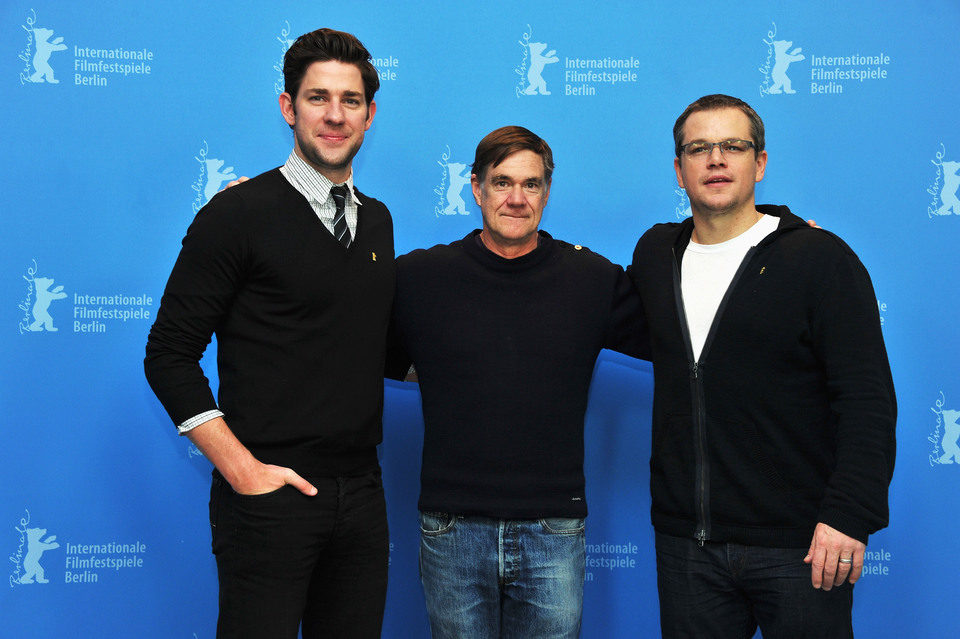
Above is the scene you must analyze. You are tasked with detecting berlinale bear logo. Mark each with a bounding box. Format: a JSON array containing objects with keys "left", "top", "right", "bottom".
[
  {"left": 934, "top": 409, "right": 960, "bottom": 464},
  {"left": 523, "top": 42, "right": 559, "bottom": 96},
  {"left": 9, "top": 510, "right": 60, "bottom": 587},
  {"left": 934, "top": 161, "right": 960, "bottom": 216},
  {"left": 27, "top": 277, "right": 67, "bottom": 332},
  {"left": 434, "top": 147, "right": 473, "bottom": 217},
  {"left": 929, "top": 391, "right": 960, "bottom": 466},
  {"left": 18, "top": 262, "right": 67, "bottom": 334},
  {"left": 928, "top": 144, "right": 960, "bottom": 218},
  {"left": 759, "top": 23, "right": 805, "bottom": 97},
  {"left": 515, "top": 26, "right": 558, "bottom": 98},
  {"left": 767, "top": 40, "right": 805, "bottom": 94},
  {"left": 440, "top": 162, "right": 471, "bottom": 216},
  {"left": 18, "top": 528, "right": 61, "bottom": 584},
  {"left": 26, "top": 26, "right": 67, "bottom": 84}
]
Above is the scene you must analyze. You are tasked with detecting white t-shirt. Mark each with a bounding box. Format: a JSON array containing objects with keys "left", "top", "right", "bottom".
[{"left": 681, "top": 214, "right": 779, "bottom": 361}]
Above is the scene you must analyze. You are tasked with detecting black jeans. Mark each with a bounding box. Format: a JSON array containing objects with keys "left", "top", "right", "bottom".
[
  {"left": 209, "top": 470, "right": 389, "bottom": 639},
  {"left": 655, "top": 531, "right": 853, "bottom": 639}
]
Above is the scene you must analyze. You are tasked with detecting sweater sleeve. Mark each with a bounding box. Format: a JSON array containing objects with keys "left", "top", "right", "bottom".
[
  {"left": 383, "top": 254, "right": 413, "bottom": 381},
  {"left": 811, "top": 246, "right": 897, "bottom": 543},
  {"left": 144, "top": 190, "right": 249, "bottom": 427},
  {"left": 384, "top": 311, "right": 413, "bottom": 381},
  {"left": 604, "top": 264, "right": 651, "bottom": 361}
]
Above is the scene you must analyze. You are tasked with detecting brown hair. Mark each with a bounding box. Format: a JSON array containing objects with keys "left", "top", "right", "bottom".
[
  {"left": 673, "top": 94, "right": 765, "bottom": 160},
  {"left": 283, "top": 28, "right": 379, "bottom": 104},
  {"left": 472, "top": 126, "right": 554, "bottom": 183}
]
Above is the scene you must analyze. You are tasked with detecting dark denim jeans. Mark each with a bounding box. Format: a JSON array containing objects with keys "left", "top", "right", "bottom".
[
  {"left": 419, "top": 513, "right": 585, "bottom": 638},
  {"left": 655, "top": 532, "right": 853, "bottom": 639},
  {"left": 209, "top": 470, "right": 389, "bottom": 639}
]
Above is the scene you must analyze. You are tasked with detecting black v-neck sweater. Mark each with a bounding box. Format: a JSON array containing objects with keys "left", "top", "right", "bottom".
[{"left": 146, "top": 168, "right": 395, "bottom": 476}]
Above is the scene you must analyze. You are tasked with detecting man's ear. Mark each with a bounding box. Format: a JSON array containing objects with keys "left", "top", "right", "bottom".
[
  {"left": 279, "top": 92, "right": 296, "bottom": 127},
  {"left": 471, "top": 174, "right": 482, "bottom": 206},
  {"left": 363, "top": 100, "right": 376, "bottom": 131}
]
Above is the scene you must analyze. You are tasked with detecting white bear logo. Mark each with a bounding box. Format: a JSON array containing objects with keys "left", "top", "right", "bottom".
[
  {"left": 18, "top": 527, "right": 60, "bottom": 584},
  {"left": 27, "top": 276, "right": 66, "bottom": 332},
  {"left": 936, "top": 409, "right": 960, "bottom": 464},
  {"left": 523, "top": 42, "right": 558, "bottom": 95},
  {"left": 768, "top": 40, "right": 805, "bottom": 94},
  {"left": 203, "top": 158, "right": 237, "bottom": 204},
  {"left": 28, "top": 26, "right": 66, "bottom": 84},
  {"left": 935, "top": 161, "right": 960, "bottom": 216},
  {"left": 441, "top": 162, "right": 472, "bottom": 216}
]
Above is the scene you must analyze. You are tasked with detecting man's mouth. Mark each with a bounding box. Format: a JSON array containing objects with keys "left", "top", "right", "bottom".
[{"left": 704, "top": 175, "right": 732, "bottom": 185}]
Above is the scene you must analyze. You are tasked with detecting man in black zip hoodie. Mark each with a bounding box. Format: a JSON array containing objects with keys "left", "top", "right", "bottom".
[
  {"left": 144, "top": 30, "right": 394, "bottom": 638},
  {"left": 628, "top": 95, "right": 896, "bottom": 638}
]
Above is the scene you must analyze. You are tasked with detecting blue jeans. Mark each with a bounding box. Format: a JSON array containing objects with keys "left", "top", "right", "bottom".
[
  {"left": 655, "top": 532, "right": 854, "bottom": 639},
  {"left": 419, "top": 513, "right": 585, "bottom": 638}
]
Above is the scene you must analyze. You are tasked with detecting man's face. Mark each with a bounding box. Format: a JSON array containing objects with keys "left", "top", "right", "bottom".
[
  {"left": 472, "top": 149, "right": 550, "bottom": 257},
  {"left": 675, "top": 108, "right": 767, "bottom": 218},
  {"left": 279, "top": 60, "right": 376, "bottom": 183}
]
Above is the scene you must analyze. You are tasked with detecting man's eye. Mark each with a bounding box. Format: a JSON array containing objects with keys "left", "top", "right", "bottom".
[
  {"left": 688, "top": 144, "right": 708, "bottom": 155},
  {"left": 722, "top": 141, "right": 747, "bottom": 153}
]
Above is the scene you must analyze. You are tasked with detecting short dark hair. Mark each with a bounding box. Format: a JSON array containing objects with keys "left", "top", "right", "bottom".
[
  {"left": 283, "top": 28, "right": 379, "bottom": 104},
  {"left": 472, "top": 126, "right": 555, "bottom": 184},
  {"left": 673, "top": 94, "right": 765, "bottom": 161}
]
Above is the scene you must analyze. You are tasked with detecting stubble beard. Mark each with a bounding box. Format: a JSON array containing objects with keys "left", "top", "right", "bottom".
[{"left": 295, "top": 128, "right": 361, "bottom": 179}]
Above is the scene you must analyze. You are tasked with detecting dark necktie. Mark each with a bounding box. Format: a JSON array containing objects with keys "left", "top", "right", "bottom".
[{"left": 330, "top": 184, "right": 352, "bottom": 248}]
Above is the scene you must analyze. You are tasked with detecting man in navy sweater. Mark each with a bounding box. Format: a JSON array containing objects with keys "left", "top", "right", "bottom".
[
  {"left": 387, "top": 126, "right": 648, "bottom": 638},
  {"left": 145, "top": 29, "right": 394, "bottom": 638},
  {"left": 629, "top": 94, "right": 896, "bottom": 638}
]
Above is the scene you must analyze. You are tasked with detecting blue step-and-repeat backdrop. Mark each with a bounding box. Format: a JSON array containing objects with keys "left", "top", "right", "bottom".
[{"left": 3, "top": 1, "right": 958, "bottom": 636}]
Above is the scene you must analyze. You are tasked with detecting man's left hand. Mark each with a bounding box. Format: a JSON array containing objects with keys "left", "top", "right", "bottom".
[
  {"left": 804, "top": 522, "right": 865, "bottom": 590},
  {"left": 222, "top": 176, "right": 249, "bottom": 191}
]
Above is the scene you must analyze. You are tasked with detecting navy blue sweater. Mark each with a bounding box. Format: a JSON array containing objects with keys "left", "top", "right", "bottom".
[{"left": 388, "top": 230, "right": 648, "bottom": 518}]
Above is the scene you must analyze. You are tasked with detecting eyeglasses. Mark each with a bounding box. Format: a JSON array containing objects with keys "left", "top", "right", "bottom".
[{"left": 680, "top": 139, "right": 755, "bottom": 159}]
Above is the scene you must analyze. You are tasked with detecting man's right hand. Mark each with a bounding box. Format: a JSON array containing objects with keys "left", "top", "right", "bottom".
[
  {"left": 187, "top": 416, "right": 317, "bottom": 497},
  {"left": 231, "top": 460, "right": 318, "bottom": 497}
]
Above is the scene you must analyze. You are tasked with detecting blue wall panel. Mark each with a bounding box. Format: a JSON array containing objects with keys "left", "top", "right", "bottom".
[{"left": 3, "top": 1, "right": 957, "bottom": 636}]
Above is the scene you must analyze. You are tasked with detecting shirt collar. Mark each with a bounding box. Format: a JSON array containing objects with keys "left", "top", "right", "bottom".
[{"left": 283, "top": 150, "right": 361, "bottom": 207}]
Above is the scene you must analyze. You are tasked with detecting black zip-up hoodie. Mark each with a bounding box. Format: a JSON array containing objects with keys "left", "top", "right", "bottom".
[{"left": 628, "top": 205, "right": 896, "bottom": 547}]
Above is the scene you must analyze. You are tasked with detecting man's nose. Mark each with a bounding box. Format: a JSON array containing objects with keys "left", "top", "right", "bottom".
[
  {"left": 707, "top": 144, "right": 727, "bottom": 166},
  {"left": 506, "top": 185, "right": 526, "bottom": 205},
  {"left": 324, "top": 100, "right": 345, "bottom": 123}
]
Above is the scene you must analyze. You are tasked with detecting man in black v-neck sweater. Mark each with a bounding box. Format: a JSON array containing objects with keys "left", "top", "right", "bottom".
[
  {"left": 145, "top": 30, "right": 394, "bottom": 638},
  {"left": 387, "top": 126, "right": 648, "bottom": 639}
]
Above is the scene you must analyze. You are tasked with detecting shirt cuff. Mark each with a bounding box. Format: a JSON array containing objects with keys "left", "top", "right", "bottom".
[{"left": 177, "top": 410, "right": 224, "bottom": 435}]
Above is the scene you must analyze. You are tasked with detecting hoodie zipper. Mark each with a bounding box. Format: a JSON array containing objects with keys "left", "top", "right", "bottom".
[{"left": 672, "top": 244, "right": 759, "bottom": 547}]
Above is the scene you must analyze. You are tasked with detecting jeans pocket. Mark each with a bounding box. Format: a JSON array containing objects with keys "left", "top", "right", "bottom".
[
  {"left": 539, "top": 517, "right": 586, "bottom": 535},
  {"left": 233, "top": 485, "right": 288, "bottom": 500},
  {"left": 419, "top": 511, "right": 457, "bottom": 536}
]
